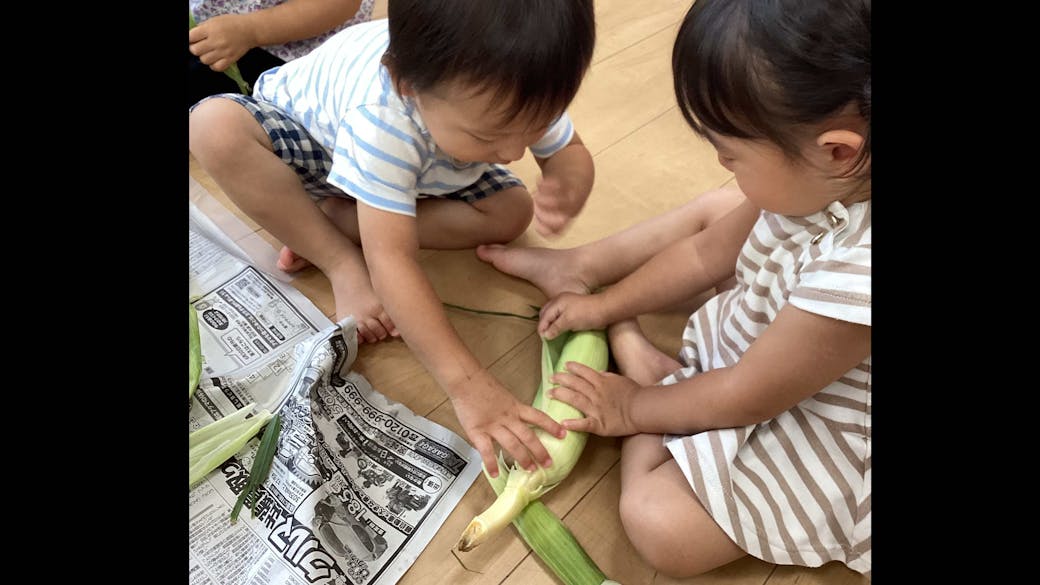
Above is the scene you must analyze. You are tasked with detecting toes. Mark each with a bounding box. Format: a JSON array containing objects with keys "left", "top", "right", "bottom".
[
  {"left": 475, "top": 244, "right": 506, "bottom": 264},
  {"left": 377, "top": 312, "right": 397, "bottom": 339},
  {"left": 276, "top": 247, "right": 297, "bottom": 271},
  {"left": 276, "top": 247, "right": 312, "bottom": 273},
  {"left": 365, "top": 317, "right": 390, "bottom": 342}
]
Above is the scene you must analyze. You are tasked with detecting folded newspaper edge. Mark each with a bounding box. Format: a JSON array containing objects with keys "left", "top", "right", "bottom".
[{"left": 189, "top": 226, "right": 483, "bottom": 585}]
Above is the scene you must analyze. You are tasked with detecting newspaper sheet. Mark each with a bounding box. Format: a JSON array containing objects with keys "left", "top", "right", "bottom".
[{"left": 189, "top": 201, "right": 482, "bottom": 585}]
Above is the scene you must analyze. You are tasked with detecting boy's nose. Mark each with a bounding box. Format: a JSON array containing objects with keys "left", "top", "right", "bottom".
[{"left": 497, "top": 143, "right": 526, "bottom": 163}]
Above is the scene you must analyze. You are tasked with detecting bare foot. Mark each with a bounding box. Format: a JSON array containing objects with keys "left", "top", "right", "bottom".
[
  {"left": 277, "top": 246, "right": 313, "bottom": 273},
  {"left": 476, "top": 244, "right": 592, "bottom": 298},
  {"left": 323, "top": 248, "right": 398, "bottom": 344},
  {"left": 331, "top": 277, "right": 399, "bottom": 344},
  {"left": 607, "top": 319, "right": 681, "bottom": 386},
  {"left": 334, "top": 283, "right": 398, "bottom": 344}
]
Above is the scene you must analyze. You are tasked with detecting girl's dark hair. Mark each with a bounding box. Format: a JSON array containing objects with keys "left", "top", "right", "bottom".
[
  {"left": 673, "top": 0, "right": 871, "bottom": 176},
  {"left": 384, "top": 0, "right": 595, "bottom": 126}
]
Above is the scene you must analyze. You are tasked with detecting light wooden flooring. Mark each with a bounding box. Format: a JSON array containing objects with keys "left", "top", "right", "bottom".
[{"left": 189, "top": 1, "right": 869, "bottom": 583}]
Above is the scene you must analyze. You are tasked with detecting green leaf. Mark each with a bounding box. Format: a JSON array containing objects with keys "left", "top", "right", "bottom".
[{"left": 231, "top": 414, "right": 282, "bottom": 523}]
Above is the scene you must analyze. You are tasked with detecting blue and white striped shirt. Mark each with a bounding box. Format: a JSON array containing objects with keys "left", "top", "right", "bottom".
[{"left": 253, "top": 19, "right": 575, "bottom": 217}]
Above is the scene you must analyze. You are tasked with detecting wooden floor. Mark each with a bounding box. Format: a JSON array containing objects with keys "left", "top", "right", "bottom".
[{"left": 189, "top": 1, "right": 869, "bottom": 583}]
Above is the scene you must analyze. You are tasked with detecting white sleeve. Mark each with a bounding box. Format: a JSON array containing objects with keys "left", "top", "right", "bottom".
[
  {"left": 529, "top": 111, "right": 576, "bottom": 159},
  {"left": 327, "top": 105, "right": 430, "bottom": 217}
]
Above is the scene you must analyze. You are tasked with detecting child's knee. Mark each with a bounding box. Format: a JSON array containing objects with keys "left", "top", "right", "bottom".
[
  {"left": 618, "top": 482, "right": 703, "bottom": 577},
  {"left": 483, "top": 187, "right": 534, "bottom": 242},
  {"left": 188, "top": 98, "right": 249, "bottom": 165}
]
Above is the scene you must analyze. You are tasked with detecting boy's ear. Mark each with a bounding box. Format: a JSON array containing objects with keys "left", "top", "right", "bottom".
[
  {"left": 396, "top": 79, "right": 416, "bottom": 98},
  {"left": 816, "top": 129, "right": 865, "bottom": 167},
  {"left": 381, "top": 55, "right": 413, "bottom": 97}
]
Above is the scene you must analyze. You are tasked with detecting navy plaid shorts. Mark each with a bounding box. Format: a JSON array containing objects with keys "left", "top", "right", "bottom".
[{"left": 192, "top": 93, "right": 524, "bottom": 203}]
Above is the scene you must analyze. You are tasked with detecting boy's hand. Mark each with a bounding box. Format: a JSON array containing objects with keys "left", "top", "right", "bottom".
[
  {"left": 538, "top": 291, "right": 605, "bottom": 340},
  {"left": 532, "top": 176, "right": 586, "bottom": 238},
  {"left": 189, "top": 14, "right": 256, "bottom": 72},
  {"left": 549, "top": 362, "right": 640, "bottom": 436},
  {"left": 449, "top": 369, "right": 567, "bottom": 478}
]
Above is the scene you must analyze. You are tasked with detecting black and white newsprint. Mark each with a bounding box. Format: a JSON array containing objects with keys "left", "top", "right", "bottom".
[{"left": 189, "top": 202, "right": 482, "bottom": 585}]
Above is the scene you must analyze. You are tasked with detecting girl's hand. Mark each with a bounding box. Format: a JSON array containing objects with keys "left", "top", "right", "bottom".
[
  {"left": 449, "top": 370, "right": 567, "bottom": 478},
  {"left": 538, "top": 291, "right": 605, "bottom": 340},
  {"left": 532, "top": 176, "right": 585, "bottom": 238},
  {"left": 549, "top": 361, "right": 640, "bottom": 436},
  {"left": 189, "top": 14, "right": 256, "bottom": 72}
]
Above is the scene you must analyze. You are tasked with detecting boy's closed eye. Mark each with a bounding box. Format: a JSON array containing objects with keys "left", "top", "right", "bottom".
[{"left": 467, "top": 132, "right": 496, "bottom": 144}]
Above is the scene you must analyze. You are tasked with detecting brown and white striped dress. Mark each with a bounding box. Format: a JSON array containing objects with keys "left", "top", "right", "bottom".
[{"left": 661, "top": 199, "right": 871, "bottom": 575}]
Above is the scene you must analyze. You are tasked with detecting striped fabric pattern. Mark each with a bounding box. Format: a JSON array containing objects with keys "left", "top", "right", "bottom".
[
  {"left": 662, "top": 200, "right": 871, "bottom": 576},
  {"left": 251, "top": 19, "right": 575, "bottom": 217}
]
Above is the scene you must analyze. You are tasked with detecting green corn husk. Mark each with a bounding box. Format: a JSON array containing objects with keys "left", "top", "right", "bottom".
[
  {"left": 189, "top": 303, "right": 202, "bottom": 401},
  {"left": 231, "top": 413, "right": 282, "bottom": 523},
  {"left": 188, "top": 11, "right": 252, "bottom": 95},
  {"left": 457, "top": 330, "right": 619, "bottom": 584},
  {"left": 483, "top": 454, "right": 619, "bottom": 585},
  {"left": 189, "top": 403, "right": 273, "bottom": 487}
]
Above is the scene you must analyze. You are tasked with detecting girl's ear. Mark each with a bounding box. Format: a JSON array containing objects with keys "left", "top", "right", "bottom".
[{"left": 816, "top": 130, "right": 865, "bottom": 169}]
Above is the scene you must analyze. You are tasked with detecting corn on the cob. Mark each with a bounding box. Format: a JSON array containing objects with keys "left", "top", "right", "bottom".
[
  {"left": 189, "top": 303, "right": 202, "bottom": 401},
  {"left": 188, "top": 11, "right": 252, "bottom": 95},
  {"left": 456, "top": 329, "right": 609, "bottom": 554}
]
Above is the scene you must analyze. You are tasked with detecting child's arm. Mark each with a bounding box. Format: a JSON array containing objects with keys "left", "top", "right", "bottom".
[
  {"left": 189, "top": 0, "right": 362, "bottom": 72},
  {"left": 538, "top": 198, "right": 760, "bottom": 339},
  {"left": 551, "top": 305, "right": 871, "bottom": 436},
  {"left": 356, "top": 203, "right": 567, "bottom": 477},
  {"left": 531, "top": 132, "right": 595, "bottom": 237}
]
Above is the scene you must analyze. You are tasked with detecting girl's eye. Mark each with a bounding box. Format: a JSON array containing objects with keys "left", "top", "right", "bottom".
[{"left": 471, "top": 135, "right": 495, "bottom": 144}]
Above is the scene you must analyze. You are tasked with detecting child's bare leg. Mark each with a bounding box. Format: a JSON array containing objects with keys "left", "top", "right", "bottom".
[
  {"left": 286, "top": 186, "right": 536, "bottom": 250},
  {"left": 276, "top": 197, "right": 359, "bottom": 273},
  {"left": 608, "top": 318, "right": 682, "bottom": 386},
  {"left": 609, "top": 318, "right": 743, "bottom": 575},
  {"left": 477, "top": 185, "right": 745, "bottom": 298},
  {"left": 189, "top": 98, "right": 395, "bottom": 343},
  {"left": 619, "top": 437, "right": 745, "bottom": 577}
]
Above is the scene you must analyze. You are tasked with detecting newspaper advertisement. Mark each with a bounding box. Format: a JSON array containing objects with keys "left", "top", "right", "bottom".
[{"left": 189, "top": 201, "right": 483, "bottom": 585}]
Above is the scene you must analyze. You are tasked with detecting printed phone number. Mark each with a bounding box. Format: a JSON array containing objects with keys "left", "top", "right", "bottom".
[{"left": 354, "top": 404, "right": 422, "bottom": 442}]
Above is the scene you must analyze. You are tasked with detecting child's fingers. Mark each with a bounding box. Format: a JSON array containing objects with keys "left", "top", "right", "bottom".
[
  {"left": 211, "top": 58, "right": 232, "bottom": 73},
  {"left": 563, "top": 360, "right": 600, "bottom": 381},
  {"left": 533, "top": 208, "right": 567, "bottom": 237},
  {"left": 540, "top": 317, "right": 566, "bottom": 341},
  {"left": 537, "top": 301, "right": 564, "bottom": 338},
  {"left": 494, "top": 427, "right": 537, "bottom": 472},
  {"left": 550, "top": 370, "right": 595, "bottom": 395},
  {"left": 471, "top": 433, "right": 499, "bottom": 478},
  {"left": 561, "top": 417, "right": 594, "bottom": 433},
  {"left": 548, "top": 386, "right": 593, "bottom": 414},
  {"left": 520, "top": 404, "right": 566, "bottom": 441},
  {"left": 511, "top": 414, "right": 556, "bottom": 468}
]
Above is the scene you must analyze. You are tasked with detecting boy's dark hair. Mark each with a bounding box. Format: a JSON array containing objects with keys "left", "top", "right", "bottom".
[
  {"left": 673, "top": 0, "right": 871, "bottom": 176},
  {"left": 383, "top": 0, "right": 595, "bottom": 126}
]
